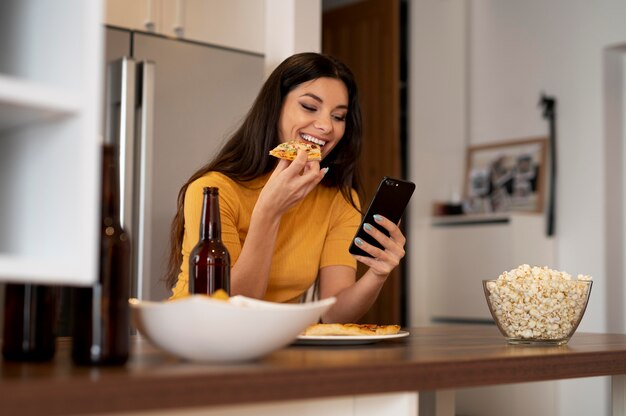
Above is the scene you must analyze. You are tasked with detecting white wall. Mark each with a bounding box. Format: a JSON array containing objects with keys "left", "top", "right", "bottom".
[
  {"left": 408, "top": 0, "right": 468, "bottom": 325},
  {"left": 265, "top": 0, "right": 321, "bottom": 75},
  {"left": 410, "top": 0, "right": 626, "bottom": 415}
]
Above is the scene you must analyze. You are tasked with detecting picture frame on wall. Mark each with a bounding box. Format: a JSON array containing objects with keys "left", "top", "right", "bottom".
[{"left": 463, "top": 137, "right": 548, "bottom": 214}]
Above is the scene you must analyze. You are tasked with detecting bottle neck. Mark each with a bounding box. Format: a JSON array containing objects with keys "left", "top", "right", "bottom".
[
  {"left": 101, "top": 144, "right": 121, "bottom": 219},
  {"left": 200, "top": 187, "right": 221, "bottom": 241}
]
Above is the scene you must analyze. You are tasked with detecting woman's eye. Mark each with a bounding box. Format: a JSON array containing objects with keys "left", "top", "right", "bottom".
[
  {"left": 301, "top": 103, "right": 316, "bottom": 112},
  {"left": 332, "top": 114, "right": 346, "bottom": 122}
]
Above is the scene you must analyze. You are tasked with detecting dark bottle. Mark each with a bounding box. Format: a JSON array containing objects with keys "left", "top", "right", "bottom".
[
  {"left": 189, "top": 187, "right": 231, "bottom": 295},
  {"left": 72, "top": 144, "right": 131, "bottom": 365},
  {"left": 2, "top": 284, "right": 58, "bottom": 361}
]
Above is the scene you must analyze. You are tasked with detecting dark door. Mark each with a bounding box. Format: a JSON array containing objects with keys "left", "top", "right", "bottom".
[{"left": 323, "top": 0, "right": 402, "bottom": 325}]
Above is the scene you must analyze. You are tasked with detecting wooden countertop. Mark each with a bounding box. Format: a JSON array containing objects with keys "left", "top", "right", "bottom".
[{"left": 2, "top": 325, "right": 626, "bottom": 415}]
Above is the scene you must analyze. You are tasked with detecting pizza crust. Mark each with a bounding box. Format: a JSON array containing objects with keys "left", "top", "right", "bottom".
[
  {"left": 269, "top": 140, "right": 321, "bottom": 161},
  {"left": 302, "top": 323, "right": 401, "bottom": 336}
]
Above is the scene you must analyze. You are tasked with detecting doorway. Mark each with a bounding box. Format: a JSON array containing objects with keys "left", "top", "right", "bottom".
[{"left": 322, "top": 0, "right": 409, "bottom": 325}]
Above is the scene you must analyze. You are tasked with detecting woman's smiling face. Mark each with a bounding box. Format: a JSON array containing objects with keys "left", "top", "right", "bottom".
[{"left": 278, "top": 77, "right": 349, "bottom": 160}]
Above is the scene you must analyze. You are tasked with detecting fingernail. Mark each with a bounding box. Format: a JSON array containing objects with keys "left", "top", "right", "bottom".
[
  {"left": 373, "top": 214, "right": 383, "bottom": 222},
  {"left": 364, "top": 223, "right": 373, "bottom": 231},
  {"left": 355, "top": 237, "right": 364, "bottom": 246},
  {"left": 322, "top": 167, "right": 330, "bottom": 175}
]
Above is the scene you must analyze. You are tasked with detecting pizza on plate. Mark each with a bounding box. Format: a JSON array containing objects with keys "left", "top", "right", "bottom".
[
  {"left": 302, "top": 323, "right": 401, "bottom": 336},
  {"left": 269, "top": 140, "right": 322, "bottom": 161}
]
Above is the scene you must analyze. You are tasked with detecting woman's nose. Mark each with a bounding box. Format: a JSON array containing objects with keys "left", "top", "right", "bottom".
[{"left": 314, "top": 115, "right": 332, "bottom": 133}]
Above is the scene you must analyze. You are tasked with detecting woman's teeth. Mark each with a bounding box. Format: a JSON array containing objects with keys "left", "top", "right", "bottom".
[{"left": 300, "top": 133, "right": 325, "bottom": 147}]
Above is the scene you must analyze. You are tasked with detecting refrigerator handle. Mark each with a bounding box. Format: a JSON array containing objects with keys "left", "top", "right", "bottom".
[
  {"left": 105, "top": 57, "right": 137, "bottom": 237},
  {"left": 133, "top": 61, "right": 156, "bottom": 300}
]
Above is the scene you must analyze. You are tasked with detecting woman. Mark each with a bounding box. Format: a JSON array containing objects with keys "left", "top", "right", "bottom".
[{"left": 165, "top": 52, "right": 406, "bottom": 323}]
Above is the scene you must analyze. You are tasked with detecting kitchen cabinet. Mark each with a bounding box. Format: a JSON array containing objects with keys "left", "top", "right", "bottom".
[
  {"left": 428, "top": 213, "right": 555, "bottom": 322},
  {"left": 104, "top": 0, "right": 160, "bottom": 32},
  {"left": 105, "top": 0, "right": 265, "bottom": 54},
  {"left": 427, "top": 213, "right": 556, "bottom": 416},
  {"left": 0, "top": 1, "right": 103, "bottom": 285}
]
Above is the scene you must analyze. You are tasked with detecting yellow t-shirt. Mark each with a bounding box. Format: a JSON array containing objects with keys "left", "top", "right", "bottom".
[{"left": 170, "top": 172, "right": 361, "bottom": 303}]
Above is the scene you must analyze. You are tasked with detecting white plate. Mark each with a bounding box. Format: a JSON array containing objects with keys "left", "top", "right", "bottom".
[{"left": 294, "top": 330, "right": 410, "bottom": 346}]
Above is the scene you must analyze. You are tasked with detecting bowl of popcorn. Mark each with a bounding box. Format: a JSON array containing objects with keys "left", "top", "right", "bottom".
[{"left": 483, "top": 264, "right": 593, "bottom": 345}]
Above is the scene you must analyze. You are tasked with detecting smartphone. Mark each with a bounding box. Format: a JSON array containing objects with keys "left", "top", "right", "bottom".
[{"left": 349, "top": 177, "right": 416, "bottom": 257}]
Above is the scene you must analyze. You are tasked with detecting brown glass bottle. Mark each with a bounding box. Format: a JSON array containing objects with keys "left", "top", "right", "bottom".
[
  {"left": 2, "top": 284, "right": 58, "bottom": 361},
  {"left": 189, "top": 187, "right": 231, "bottom": 295},
  {"left": 71, "top": 144, "right": 130, "bottom": 365}
]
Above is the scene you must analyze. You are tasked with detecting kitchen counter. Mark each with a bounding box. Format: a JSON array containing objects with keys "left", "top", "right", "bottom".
[{"left": 2, "top": 325, "right": 626, "bottom": 415}]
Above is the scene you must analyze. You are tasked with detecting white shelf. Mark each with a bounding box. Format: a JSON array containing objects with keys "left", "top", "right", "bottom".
[
  {"left": 431, "top": 212, "right": 544, "bottom": 226},
  {"left": 0, "top": 255, "right": 77, "bottom": 284},
  {"left": 0, "top": 0, "right": 103, "bottom": 285},
  {"left": 0, "top": 74, "right": 81, "bottom": 132}
]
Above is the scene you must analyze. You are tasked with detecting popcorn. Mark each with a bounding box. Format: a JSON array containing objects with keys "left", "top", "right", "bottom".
[{"left": 484, "top": 265, "right": 592, "bottom": 342}]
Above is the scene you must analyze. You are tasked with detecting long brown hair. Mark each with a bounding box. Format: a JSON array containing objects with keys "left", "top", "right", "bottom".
[{"left": 165, "top": 52, "right": 363, "bottom": 290}]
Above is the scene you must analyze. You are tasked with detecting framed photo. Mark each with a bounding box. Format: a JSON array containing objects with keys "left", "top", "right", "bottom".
[{"left": 463, "top": 137, "right": 547, "bottom": 214}]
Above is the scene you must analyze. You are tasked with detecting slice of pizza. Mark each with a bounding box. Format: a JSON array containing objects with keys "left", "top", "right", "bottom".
[
  {"left": 269, "top": 140, "right": 322, "bottom": 161},
  {"left": 302, "top": 323, "right": 401, "bottom": 336}
]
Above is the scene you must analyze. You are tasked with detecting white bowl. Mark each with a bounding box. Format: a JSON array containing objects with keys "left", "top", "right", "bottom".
[{"left": 129, "top": 295, "right": 336, "bottom": 362}]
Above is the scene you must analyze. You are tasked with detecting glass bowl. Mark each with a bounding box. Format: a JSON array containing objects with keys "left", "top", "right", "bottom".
[{"left": 483, "top": 277, "right": 592, "bottom": 346}]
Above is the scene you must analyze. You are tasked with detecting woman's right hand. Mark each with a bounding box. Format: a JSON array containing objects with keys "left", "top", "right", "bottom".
[{"left": 256, "top": 150, "right": 327, "bottom": 217}]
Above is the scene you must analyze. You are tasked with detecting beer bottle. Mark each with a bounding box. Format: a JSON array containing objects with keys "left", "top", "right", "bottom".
[
  {"left": 189, "top": 187, "right": 230, "bottom": 295},
  {"left": 72, "top": 144, "right": 130, "bottom": 365},
  {"left": 2, "top": 283, "right": 58, "bottom": 361}
]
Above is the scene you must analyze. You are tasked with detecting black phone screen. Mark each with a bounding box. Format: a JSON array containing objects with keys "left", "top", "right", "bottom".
[{"left": 348, "top": 177, "right": 416, "bottom": 257}]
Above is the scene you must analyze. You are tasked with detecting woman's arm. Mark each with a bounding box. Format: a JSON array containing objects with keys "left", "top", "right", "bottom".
[
  {"left": 317, "top": 265, "right": 383, "bottom": 323},
  {"left": 230, "top": 151, "right": 327, "bottom": 298},
  {"left": 318, "top": 214, "right": 406, "bottom": 323}
]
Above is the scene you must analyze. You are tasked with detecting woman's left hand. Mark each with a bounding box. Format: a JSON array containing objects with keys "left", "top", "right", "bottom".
[{"left": 352, "top": 215, "right": 406, "bottom": 278}]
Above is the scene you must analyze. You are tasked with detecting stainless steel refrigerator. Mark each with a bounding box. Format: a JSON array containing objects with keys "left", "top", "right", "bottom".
[{"left": 103, "top": 27, "right": 264, "bottom": 301}]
